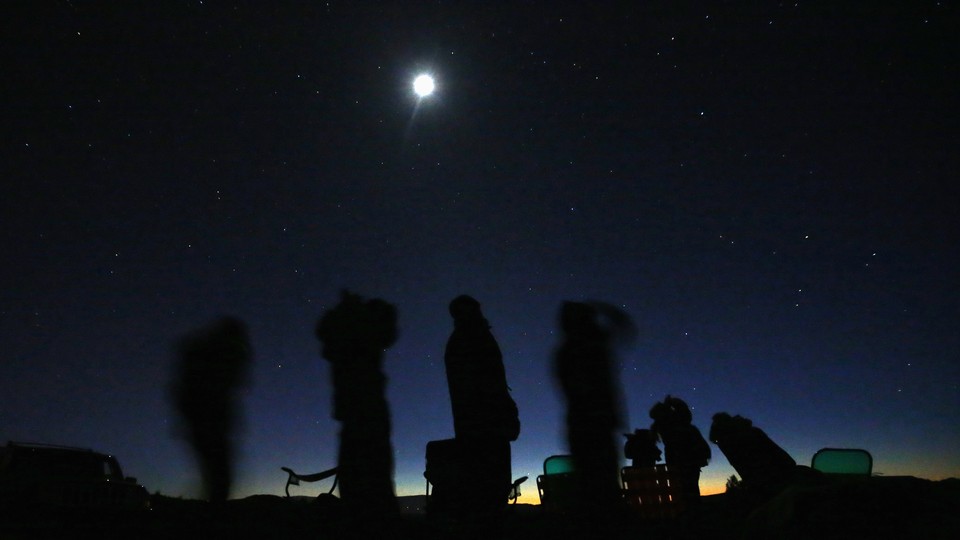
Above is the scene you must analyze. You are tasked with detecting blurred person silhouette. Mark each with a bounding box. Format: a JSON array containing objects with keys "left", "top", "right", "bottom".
[
  {"left": 171, "top": 316, "right": 250, "bottom": 504},
  {"left": 315, "top": 290, "right": 399, "bottom": 517},
  {"left": 438, "top": 295, "right": 519, "bottom": 516},
  {"left": 709, "top": 412, "right": 801, "bottom": 500},
  {"left": 649, "top": 395, "right": 711, "bottom": 502},
  {"left": 554, "top": 301, "right": 634, "bottom": 520},
  {"left": 623, "top": 428, "right": 661, "bottom": 468}
]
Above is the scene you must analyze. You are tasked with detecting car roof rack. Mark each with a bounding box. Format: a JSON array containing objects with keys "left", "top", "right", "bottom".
[{"left": 7, "top": 441, "right": 96, "bottom": 453}]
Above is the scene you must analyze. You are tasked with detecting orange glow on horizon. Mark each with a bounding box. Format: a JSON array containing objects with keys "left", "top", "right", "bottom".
[{"left": 512, "top": 478, "right": 726, "bottom": 505}]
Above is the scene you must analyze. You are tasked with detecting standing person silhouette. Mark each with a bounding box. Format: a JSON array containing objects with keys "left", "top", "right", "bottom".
[
  {"left": 554, "top": 301, "right": 633, "bottom": 521},
  {"left": 443, "top": 295, "right": 519, "bottom": 515},
  {"left": 649, "top": 395, "right": 711, "bottom": 503},
  {"left": 172, "top": 316, "right": 250, "bottom": 504},
  {"left": 315, "top": 290, "right": 399, "bottom": 518}
]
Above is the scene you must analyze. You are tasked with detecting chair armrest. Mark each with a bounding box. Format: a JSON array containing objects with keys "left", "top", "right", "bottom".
[{"left": 281, "top": 466, "right": 339, "bottom": 497}]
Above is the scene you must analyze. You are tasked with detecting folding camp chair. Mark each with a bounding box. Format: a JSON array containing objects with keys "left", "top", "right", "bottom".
[
  {"left": 508, "top": 476, "right": 529, "bottom": 504},
  {"left": 620, "top": 464, "right": 684, "bottom": 519},
  {"left": 280, "top": 466, "right": 339, "bottom": 497},
  {"left": 811, "top": 448, "right": 873, "bottom": 476},
  {"left": 536, "top": 455, "right": 578, "bottom": 510}
]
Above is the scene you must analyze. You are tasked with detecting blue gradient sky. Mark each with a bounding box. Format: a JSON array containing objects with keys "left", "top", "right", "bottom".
[{"left": 2, "top": 2, "right": 957, "bottom": 503}]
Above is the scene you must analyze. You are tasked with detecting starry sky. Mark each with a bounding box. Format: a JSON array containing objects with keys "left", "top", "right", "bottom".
[{"left": 2, "top": 1, "right": 957, "bottom": 503}]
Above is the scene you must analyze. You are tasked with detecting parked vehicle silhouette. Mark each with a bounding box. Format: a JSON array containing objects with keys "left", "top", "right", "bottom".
[{"left": 0, "top": 441, "right": 150, "bottom": 511}]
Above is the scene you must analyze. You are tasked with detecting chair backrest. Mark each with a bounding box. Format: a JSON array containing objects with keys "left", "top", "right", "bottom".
[
  {"left": 811, "top": 448, "right": 873, "bottom": 476},
  {"left": 621, "top": 465, "right": 684, "bottom": 519},
  {"left": 543, "top": 454, "right": 575, "bottom": 475}
]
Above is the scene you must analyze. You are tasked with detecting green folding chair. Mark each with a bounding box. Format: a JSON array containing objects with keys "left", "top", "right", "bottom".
[{"left": 536, "top": 455, "right": 577, "bottom": 510}]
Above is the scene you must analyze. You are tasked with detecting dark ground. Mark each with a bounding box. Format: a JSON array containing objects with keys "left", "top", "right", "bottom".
[{"left": 1, "top": 476, "right": 958, "bottom": 539}]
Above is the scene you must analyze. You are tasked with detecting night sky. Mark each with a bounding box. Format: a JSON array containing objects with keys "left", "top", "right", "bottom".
[{"left": 3, "top": 1, "right": 957, "bottom": 503}]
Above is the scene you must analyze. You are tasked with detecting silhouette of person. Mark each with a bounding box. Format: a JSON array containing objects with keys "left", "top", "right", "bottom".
[
  {"left": 171, "top": 316, "right": 250, "bottom": 504},
  {"left": 442, "top": 295, "right": 519, "bottom": 514},
  {"left": 315, "top": 290, "right": 399, "bottom": 517},
  {"left": 554, "top": 301, "right": 633, "bottom": 518},
  {"left": 709, "top": 412, "right": 797, "bottom": 498},
  {"left": 649, "top": 395, "right": 711, "bottom": 502},
  {"left": 623, "top": 428, "right": 661, "bottom": 468}
]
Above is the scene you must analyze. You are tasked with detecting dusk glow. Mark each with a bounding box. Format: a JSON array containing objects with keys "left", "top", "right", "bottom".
[{"left": 2, "top": 3, "right": 956, "bottom": 509}]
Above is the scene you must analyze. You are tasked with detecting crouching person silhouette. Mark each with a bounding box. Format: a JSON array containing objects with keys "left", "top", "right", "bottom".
[
  {"left": 709, "top": 412, "right": 804, "bottom": 503},
  {"left": 315, "top": 290, "right": 399, "bottom": 518},
  {"left": 430, "top": 295, "right": 520, "bottom": 518},
  {"left": 172, "top": 316, "right": 250, "bottom": 504},
  {"left": 623, "top": 428, "right": 662, "bottom": 468}
]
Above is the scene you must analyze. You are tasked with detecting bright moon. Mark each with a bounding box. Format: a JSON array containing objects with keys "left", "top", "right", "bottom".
[{"left": 413, "top": 74, "right": 435, "bottom": 97}]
